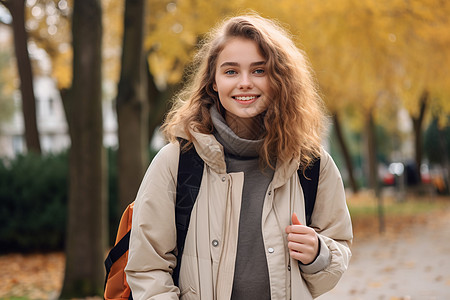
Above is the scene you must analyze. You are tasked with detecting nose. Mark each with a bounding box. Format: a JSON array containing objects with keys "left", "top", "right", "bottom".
[{"left": 238, "top": 73, "right": 253, "bottom": 89}]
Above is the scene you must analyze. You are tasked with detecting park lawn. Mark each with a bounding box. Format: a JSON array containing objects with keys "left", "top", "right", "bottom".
[
  {"left": 348, "top": 193, "right": 448, "bottom": 217},
  {"left": 347, "top": 191, "right": 450, "bottom": 240}
]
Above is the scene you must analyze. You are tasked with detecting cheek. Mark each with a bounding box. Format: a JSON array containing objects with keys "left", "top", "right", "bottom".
[
  {"left": 216, "top": 80, "right": 234, "bottom": 95},
  {"left": 259, "top": 97, "right": 271, "bottom": 112}
]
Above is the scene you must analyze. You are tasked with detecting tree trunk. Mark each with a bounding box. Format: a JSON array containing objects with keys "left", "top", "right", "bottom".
[
  {"left": 116, "top": 0, "right": 149, "bottom": 214},
  {"left": 365, "top": 110, "right": 378, "bottom": 193},
  {"left": 437, "top": 124, "right": 450, "bottom": 194},
  {"left": 365, "top": 110, "right": 384, "bottom": 232},
  {"left": 146, "top": 57, "right": 183, "bottom": 144},
  {"left": 60, "top": 1, "right": 106, "bottom": 298},
  {"left": 411, "top": 90, "right": 428, "bottom": 182},
  {"left": 148, "top": 86, "right": 181, "bottom": 144},
  {"left": 147, "top": 69, "right": 166, "bottom": 142},
  {"left": 332, "top": 112, "right": 359, "bottom": 193},
  {"left": 3, "top": 0, "right": 41, "bottom": 153}
]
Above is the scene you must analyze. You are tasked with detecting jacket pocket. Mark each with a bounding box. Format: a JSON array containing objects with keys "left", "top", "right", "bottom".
[{"left": 180, "top": 286, "right": 197, "bottom": 299}]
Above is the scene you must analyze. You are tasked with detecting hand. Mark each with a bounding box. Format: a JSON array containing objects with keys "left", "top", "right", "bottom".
[{"left": 285, "top": 212, "right": 319, "bottom": 265}]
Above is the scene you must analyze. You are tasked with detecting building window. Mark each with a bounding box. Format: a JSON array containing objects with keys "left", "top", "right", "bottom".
[
  {"left": 48, "top": 97, "right": 54, "bottom": 115},
  {"left": 12, "top": 135, "right": 24, "bottom": 154}
]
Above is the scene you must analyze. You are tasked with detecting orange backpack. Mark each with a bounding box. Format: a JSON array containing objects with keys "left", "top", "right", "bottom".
[{"left": 104, "top": 202, "right": 134, "bottom": 300}]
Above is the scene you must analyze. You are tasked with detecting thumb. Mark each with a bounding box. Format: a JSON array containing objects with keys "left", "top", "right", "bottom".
[{"left": 292, "top": 212, "right": 302, "bottom": 225}]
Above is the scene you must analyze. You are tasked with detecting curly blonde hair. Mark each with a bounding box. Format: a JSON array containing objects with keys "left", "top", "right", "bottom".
[{"left": 162, "top": 13, "right": 327, "bottom": 170}]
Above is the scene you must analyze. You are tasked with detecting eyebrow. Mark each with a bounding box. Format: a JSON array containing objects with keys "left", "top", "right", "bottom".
[{"left": 219, "top": 61, "right": 266, "bottom": 68}]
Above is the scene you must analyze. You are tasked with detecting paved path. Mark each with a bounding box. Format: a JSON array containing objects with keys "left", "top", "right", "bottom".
[{"left": 317, "top": 208, "right": 450, "bottom": 300}]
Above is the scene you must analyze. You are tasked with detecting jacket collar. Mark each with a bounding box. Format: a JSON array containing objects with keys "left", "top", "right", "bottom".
[
  {"left": 175, "top": 126, "right": 300, "bottom": 188},
  {"left": 272, "top": 157, "right": 301, "bottom": 189}
]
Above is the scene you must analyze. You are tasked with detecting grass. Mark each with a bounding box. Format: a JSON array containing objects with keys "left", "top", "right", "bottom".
[
  {"left": 348, "top": 197, "right": 446, "bottom": 217},
  {"left": 347, "top": 190, "right": 449, "bottom": 218},
  {"left": 346, "top": 190, "right": 450, "bottom": 239}
]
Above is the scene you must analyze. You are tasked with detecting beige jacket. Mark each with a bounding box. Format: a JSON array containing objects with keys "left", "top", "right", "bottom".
[{"left": 125, "top": 130, "right": 353, "bottom": 300}]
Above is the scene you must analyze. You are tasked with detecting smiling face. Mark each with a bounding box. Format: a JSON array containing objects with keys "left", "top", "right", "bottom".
[{"left": 213, "top": 38, "right": 272, "bottom": 133}]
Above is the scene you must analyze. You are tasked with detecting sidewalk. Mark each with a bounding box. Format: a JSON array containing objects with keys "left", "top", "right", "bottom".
[{"left": 317, "top": 206, "right": 450, "bottom": 300}]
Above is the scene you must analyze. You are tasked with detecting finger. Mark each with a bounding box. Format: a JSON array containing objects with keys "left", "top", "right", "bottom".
[
  {"left": 286, "top": 213, "right": 300, "bottom": 233},
  {"left": 292, "top": 212, "right": 301, "bottom": 225},
  {"left": 289, "top": 249, "right": 314, "bottom": 264},
  {"left": 288, "top": 241, "right": 314, "bottom": 255},
  {"left": 287, "top": 233, "right": 317, "bottom": 245},
  {"left": 285, "top": 225, "right": 291, "bottom": 233}
]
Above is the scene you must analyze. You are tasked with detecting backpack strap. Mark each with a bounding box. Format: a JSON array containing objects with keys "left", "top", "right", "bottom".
[
  {"left": 104, "top": 202, "right": 134, "bottom": 298},
  {"left": 104, "top": 230, "right": 130, "bottom": 287},
  {"left": 298, "top": 158, "right": 321, "bottom": 226},
  {"left": 173, "top": 139, "right": 204, "bottom": 286}
]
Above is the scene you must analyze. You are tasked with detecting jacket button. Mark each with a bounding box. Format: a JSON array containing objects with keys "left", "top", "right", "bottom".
[
  {"left": 288, "top": 265, "right": 291, "bottom": 271},
  {"left": 268, "top": 191, "right": 272, "bottom": 195},
  {"left": 268, "top": 247, "right": 274, "bottom": 253},
  {"left": 221, "top": 177, "right": 226, "bottom": 182},
  {"left": 212, "top": 239, "right": 219, "bottom": 247}
]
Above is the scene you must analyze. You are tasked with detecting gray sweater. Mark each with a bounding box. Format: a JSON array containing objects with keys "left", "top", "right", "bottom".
[{"left": 211, "top": 107, "right": 274, "bottom": 299}]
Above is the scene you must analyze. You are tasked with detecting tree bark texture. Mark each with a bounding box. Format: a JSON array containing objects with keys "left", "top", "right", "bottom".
[
  {"left": 116, "top": 0, "right": 149, "bottom": 214},
  {"left": 147, "top": 67, "right": 166, "bottom": 141},
  {"left": 365, "top": 110, "right": 378, "bottom": 193},
  {"left": 60, "top": 0, "right": 107, "bottom": 298},
  {"left": 411, "top": 90, "right": 428, "bottom": 182},
  {"left": 365, "top": 110, "right": 384, "bottom": 232},
  {"left": 332, "top": 112, "right": 359, "bottom": 193},
  {"left": 437, "top": 126, "right": 450, "bottom": 194},
  {"left": 147, "top": 80, "right": 181, "bottom": 143},
  {"left": 3, "top": 0, "right": 41, "bottom": 153},
  {"left": 146, "top": 52, "right": 185, "bottom": 143}
]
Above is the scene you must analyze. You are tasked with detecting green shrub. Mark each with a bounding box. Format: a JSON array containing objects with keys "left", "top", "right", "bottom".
[
  {"left": 0, "top": 147, "right": 158, "bottom": 253},
  {"left": 0, "top": 152, "right": 68, "bottom": 253}
]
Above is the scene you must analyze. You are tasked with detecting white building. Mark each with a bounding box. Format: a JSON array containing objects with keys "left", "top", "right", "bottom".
[
  {"left": 0, "top": 74, "right": 118, "bottom": 158},
  {"left": 0, "top": 14, "right": 121, "bottom": 158},
  {"left": 0, "top": 76, "right": 68, "bottom": 156}
]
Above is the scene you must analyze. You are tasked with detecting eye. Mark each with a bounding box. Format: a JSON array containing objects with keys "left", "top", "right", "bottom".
[
  {"left": 253, "top": 68, "right": 265, "bottom": 75},
  {"left": 225, "top": 70, "right": 237, "bottom": 75}
]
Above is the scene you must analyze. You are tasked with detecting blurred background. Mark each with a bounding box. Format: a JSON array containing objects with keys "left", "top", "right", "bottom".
[{"left": 0, "top": 0, "right": 449, "bottom": 299}]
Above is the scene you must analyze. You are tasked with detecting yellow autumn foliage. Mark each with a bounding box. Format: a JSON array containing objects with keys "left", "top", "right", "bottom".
[
  {"left": 25, "top": 0, "right": 124, "bottom": 90},
  {"left": 20, "top": 0, "right": 449, "bottom": 126}
]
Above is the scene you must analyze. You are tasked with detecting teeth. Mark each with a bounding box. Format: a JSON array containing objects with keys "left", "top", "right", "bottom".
[{"left": 235, "top": 96, "right": 257, "bottom": 101}]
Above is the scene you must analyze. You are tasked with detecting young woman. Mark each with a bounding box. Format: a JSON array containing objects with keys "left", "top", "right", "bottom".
[{"left": 125, "top": 14, "right": 352, "bottom": 300}]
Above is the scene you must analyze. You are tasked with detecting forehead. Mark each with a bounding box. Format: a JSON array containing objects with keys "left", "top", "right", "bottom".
[{"left": 217, "top": 38, "right": 265, "bottom": 67}]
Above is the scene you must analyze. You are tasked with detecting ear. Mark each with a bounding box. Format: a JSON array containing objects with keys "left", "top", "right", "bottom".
[{"left": 213, "top": 83, "right": 217, "bottom": 92}]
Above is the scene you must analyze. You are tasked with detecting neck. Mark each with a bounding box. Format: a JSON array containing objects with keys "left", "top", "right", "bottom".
[{"left": 225, "top": 113, "right": 264, "bottom": 140}]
